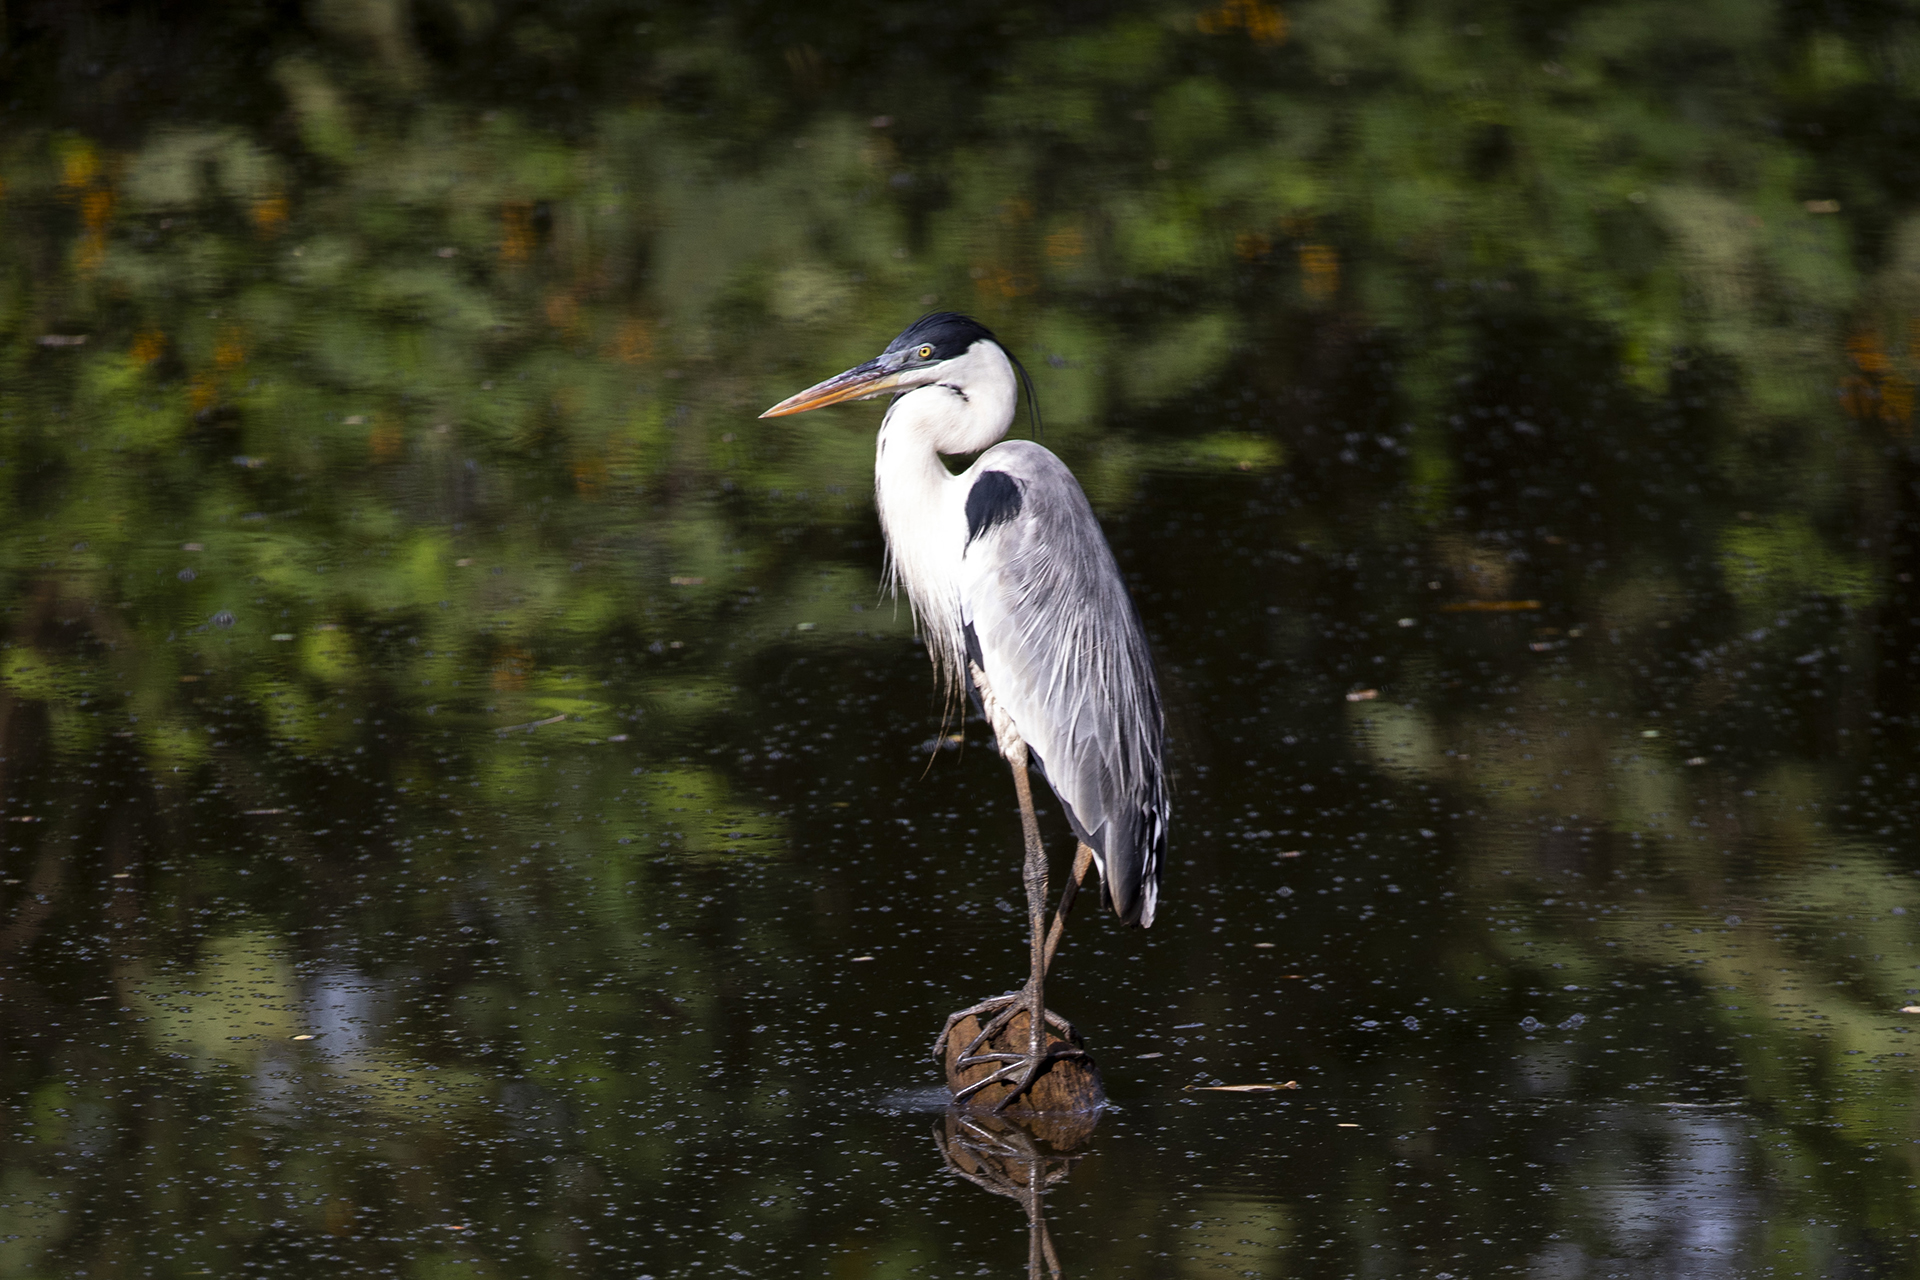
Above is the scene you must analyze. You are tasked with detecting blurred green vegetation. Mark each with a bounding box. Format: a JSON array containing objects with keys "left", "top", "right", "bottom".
[{"left": 3, "top": 0, "right": 1920, "bottom": 1275}]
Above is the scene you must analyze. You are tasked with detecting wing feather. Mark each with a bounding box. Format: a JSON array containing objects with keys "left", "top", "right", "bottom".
[{"left": 957, "top": 440, "right": 1168, "bottom": 926}]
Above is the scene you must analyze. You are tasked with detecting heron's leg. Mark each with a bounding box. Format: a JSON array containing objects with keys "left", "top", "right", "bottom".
[
  {"left": 935, "top": 672, "right": 1091, "bottom": 1103},
  {"left": 945, "top": 752, "right": 1093, "bottom": 1111},
  {"left": 1042, "top": 841, "right": 1095, "bottom": 978},
  {"left": 946, "top": 841, "right": 1092, "bottom": 1066},
  {"left": 1008, "top": 751, "right": 1049, "bottom": 1074}
]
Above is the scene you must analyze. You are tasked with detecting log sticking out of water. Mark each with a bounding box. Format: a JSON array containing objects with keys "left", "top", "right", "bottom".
[{"left": 943, "top": 1010, "right": 1106, "bottom": 1113}]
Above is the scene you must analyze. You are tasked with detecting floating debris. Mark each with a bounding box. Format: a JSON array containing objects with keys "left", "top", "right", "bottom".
[
  {"left": 497, "top": 714, "right": 567, "bottom": 734},
  {"left": 1186, "top": 1082, "right": 1298, "bottom": 1092},
  {"left": 1345, "top": 688, "right": 1380, "bottom": 702}
]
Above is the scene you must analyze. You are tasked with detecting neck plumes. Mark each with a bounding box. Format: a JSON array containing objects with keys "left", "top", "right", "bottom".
[{"left": 871, "top": 342, "right": 1019, "bottom": 706}]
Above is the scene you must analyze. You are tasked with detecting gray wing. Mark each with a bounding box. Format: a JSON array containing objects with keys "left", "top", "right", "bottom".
[{"left": 957, "top": 439, "right": 1168, "bottom": 926}]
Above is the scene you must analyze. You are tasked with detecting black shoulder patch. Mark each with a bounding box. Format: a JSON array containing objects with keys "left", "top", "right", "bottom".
[{"left": 964, "top": 470, "right": 1023, "bottom": 547}]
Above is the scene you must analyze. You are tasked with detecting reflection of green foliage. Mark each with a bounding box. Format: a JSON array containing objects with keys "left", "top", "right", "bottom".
[
  {"left": 127, "top": 930, "right": 301, "bottom": 1063},
  {"left": 0, "top": 648, "right": 99, "bottom": 704},
  {"left": 1720, "top": 517, "right": 1877, "bottom": 610}
]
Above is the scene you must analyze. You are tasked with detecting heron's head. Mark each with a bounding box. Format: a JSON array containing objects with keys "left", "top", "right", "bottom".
[{"left": 759, "top": 312, "right": 1038, "bottom": 454}]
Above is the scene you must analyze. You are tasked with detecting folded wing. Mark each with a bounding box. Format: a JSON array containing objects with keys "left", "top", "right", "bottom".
[{"left": 957, "top": 440, "right": 1168, "bottom": 926}]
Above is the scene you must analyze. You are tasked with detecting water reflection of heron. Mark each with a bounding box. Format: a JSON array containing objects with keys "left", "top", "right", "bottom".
[
  {"left": 933, "top": 1107, "right": 1097, "bottom": 1279},
  {"left": 762, "top": 313, "right": 1168, "bottom": 1108}
]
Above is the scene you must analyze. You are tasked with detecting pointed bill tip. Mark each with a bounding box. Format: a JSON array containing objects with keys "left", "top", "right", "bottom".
[{"left": 759, "top": 359, "right": 902, "bottom": 419}]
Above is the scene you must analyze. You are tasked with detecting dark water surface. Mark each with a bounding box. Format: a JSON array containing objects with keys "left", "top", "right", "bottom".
[{"left": 6, "top": 2, "right": 1920, "bottom": 1276}]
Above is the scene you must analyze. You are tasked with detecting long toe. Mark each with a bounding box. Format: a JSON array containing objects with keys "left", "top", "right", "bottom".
[
  {"left": 962, "top": 1001, "right": 1030, "bottom": 1060},
  {"left": 952, "top": 1058, "right": 1033, "bottom": 1105},
  {"left": 932, "top": 991, "right": 1028, "bottom": 1059}
]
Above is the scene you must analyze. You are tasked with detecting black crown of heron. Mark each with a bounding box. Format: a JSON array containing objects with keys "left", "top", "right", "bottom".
[{"left": 763, "top": 313, "right": 1168, "bottom": 1108}]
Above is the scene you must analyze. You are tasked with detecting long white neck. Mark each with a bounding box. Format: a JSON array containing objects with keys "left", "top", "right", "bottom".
[
  {"left": 873, "top": 402, "right": 971, "bottom": 703},
  {"left": 870, "top": 338, "right": 1022, "bottom": 703}
]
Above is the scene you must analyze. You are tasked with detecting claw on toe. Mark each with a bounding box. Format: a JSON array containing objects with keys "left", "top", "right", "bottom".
[
  {"left": 951, "top": 1041, "right": 1092, "bottom": 1109},
  {"left": 932, "top": 992, "right": 1078, "bottom": 1063},
  {"left": 938, "top": 997, "right": 1101, "bottom": 1112}
]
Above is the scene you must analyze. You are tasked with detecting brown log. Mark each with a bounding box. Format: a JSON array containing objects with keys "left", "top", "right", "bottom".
[{"left": 943, "top": 1010, "right": 1107, "bottom": 1114}]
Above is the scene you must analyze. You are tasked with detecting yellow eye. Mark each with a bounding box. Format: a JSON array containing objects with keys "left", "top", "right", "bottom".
[{"left": 917, "top": 344, "right": 934, "bottom": 359}]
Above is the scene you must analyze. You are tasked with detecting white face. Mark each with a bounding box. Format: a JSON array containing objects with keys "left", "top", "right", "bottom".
[{"left": 885, "top": 339, "right": 1020, "bottom": 455}]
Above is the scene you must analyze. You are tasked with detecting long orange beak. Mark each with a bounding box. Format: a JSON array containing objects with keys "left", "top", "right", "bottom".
[{"left": 759, "top": 356, "right": 904, "bottom": 418}]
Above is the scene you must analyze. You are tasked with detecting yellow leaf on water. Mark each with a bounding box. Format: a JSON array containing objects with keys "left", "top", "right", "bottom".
[{"left": 1901, "top": 1006, "right": 1920, "bottom": 1014}]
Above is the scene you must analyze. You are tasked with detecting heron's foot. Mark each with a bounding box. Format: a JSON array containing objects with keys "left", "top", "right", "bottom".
[
  {"left": 951, "top": 1037, "right": 1093, "bottom": 1112},
  {"left": 931, "top": 990, "right": 1079, "bottom": 1063}
]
